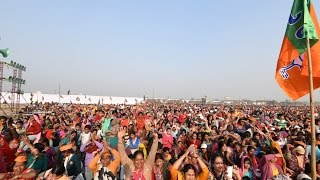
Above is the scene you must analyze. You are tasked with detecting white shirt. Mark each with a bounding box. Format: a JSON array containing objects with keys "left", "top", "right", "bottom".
[
  {"left": 64, "top": 154, "right": 73, "bottom": 174},
  {"left": 81, "top": 132, "right": 91, "bottom": 145}
]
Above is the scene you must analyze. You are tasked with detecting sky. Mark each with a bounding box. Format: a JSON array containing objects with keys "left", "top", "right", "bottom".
[{"left": 1, "top": 0, "right": 320, "bottom": 102}]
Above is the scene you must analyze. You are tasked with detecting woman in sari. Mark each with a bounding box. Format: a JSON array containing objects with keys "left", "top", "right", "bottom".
[
  {"left": 260, "top": 154, "right": 284, "bottom": 180},
  {"left": 152, "top": 153, "right": 170, "bottom": 180},
  {"left": 240, "top": 157, "right": 254, "bottom": 180},
  {"left": 118, "top": 127, "right": 158, "bottom": 180}
]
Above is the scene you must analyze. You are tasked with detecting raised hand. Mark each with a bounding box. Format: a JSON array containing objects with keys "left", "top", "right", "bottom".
[
  {"left": 117, "top": 127, "right": 126, "bottom": 139},
  {"left": 153, "top": 131, "right": 158, "bottom": 139},
  {"left": 102, "top": 140, "right": 112, "bottom": 150},
  {"left": 21, "top": 135, "right": 30, "bottom": 144}
]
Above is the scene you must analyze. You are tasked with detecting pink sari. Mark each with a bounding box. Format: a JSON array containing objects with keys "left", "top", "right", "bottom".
[{"left": 131, "top": 168, "right": 146, "bottom": 180}]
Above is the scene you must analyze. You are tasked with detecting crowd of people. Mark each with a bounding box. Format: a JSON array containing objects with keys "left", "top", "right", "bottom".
[{"left": 0, "top": 102, "right": 319, "bottom": 180}]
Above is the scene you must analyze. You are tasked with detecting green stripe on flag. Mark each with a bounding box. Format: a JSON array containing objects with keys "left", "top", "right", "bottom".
[{"left": 285, "top": 0, "right": 318, "bottom": 54}]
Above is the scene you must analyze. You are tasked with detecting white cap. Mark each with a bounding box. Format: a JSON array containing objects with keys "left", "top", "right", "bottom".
[
  {"left": 297, "top": 174, "right": 311, "bottom": 180},
  {"left": 200, "top": 144, "right": 207, "bottom": 149}
]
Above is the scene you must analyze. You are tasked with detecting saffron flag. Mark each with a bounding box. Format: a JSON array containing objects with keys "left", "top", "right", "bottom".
[{"left": 276, "top": 0, "right": 320, "bottom": 100}]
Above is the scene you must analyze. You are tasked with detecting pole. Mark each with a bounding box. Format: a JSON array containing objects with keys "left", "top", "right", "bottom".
[
  {"left": 307, "top": 37, "right": 316, "bottom": 180},
  {"left": 58, "top": 83, "right": 60, "bottom": 104}
]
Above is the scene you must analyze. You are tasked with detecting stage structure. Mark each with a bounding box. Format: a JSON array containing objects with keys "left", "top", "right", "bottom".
[{"left": 0, "top": 48, "right": 26, "bottom": 114}]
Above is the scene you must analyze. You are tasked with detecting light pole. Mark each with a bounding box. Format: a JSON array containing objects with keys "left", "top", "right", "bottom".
[
  {"left": 0, "top": 48, "right": 9, "bottom": 108},
  {"left": 3, "top": 61, "right": 26, "bottom": 113}
]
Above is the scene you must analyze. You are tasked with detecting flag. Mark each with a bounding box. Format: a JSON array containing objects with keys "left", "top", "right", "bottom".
[
  {"left": 276, "top": 0, "right": 320, "bottom": 100},
  {"left": 76, "top": 97, "right": 80, "bottom": 101}
]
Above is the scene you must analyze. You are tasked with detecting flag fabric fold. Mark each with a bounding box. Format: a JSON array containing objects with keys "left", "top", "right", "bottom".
[{"left": 276, "top": 0, "right": 320, "bottom": 100}]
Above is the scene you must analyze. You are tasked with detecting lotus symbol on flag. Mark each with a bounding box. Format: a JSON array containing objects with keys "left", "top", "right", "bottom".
[{"left": 279, "top": 53, "right": 304, "bottom": 79}]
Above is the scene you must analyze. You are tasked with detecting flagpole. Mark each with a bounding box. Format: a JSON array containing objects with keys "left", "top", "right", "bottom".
[
  {"left": 58, "top": 83, "right": 60, "bottom": 104},
  {"left": 307, "top": 37, "right": 316, "bottom": 180}
]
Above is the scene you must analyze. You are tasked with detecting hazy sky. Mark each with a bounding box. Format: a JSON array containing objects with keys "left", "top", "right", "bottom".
[{"left": 1, "top": 0, "right": 320, "bottom": 101}]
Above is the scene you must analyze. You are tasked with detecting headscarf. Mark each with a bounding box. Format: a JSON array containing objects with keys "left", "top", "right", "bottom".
[{"left": 270, "top": 140, "right": 286, "bottom": 173}]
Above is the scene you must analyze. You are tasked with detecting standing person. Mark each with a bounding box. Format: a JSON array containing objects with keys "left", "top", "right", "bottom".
[
  {"left": 0, "top": 116, "right": 7, "bottom": 133},
  {"left": 96, "top": 124, "right": 103, "bottom": 140},
  {"left": 199, "top": 144, "right": 211, "bottom": 168},
  {"left": 286, "top": 146, "right": 306, "bottom": 178},
  {"left": 102, "top": 110, "right": 116, "bottom": 140},
  {"left": 60, "top": 144, "right": 83, "bottom": 180},
  {"left": 40, "top": 138, "right": 56, "bottom": 170},
  {"left": 128, "top": 131, "right": 140, "bottom": 154},
  {"left": 106, "top": 119, "right": 119, "bottom": 148},
  {"left": 18, "top": 115, "right": 42, "bottom": 151},
  {"left": 211, "top": 153, "right": 242, "bottom": 180},
  {"left": 162, "top": 128, "right": 174, "bottom": 150},
  {"left": 187, "top": 133, "right": 201, "bottom": 148},
  {"left": 88, "top": 141, "right": 121, "bottom": 180},
  {"left": 120, "top": 114, "right": 130, "bottom": 128},
  {"left": 0, "top": 130, "right": 18, "bottom": 172},
  {"left": 240, "top": 157, "right": 254, "bottom": 180},
  {"left": 80, "top": 136, "right": 104, "bottom": 180},
  {"left": 152, "top": 153, "right": 170, "bottom": 180},
  {"left": 260, "top": 154, "right": 284, "bottom": 180},
  {"left": 80, "top": 125, "right": 91, "bottom": 146},
  {"left": 15, "top": 120, "right": 26, "bottom": 136},
  {"left": 117, "top": 127, "right": 158, "bottom": 180},
  {"left": 136, "top": 112, "right": 145, "bottom": 131}
]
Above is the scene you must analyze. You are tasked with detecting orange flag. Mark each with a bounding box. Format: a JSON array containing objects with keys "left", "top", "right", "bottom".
[{"left": 276, "top": 0, "right": 320, "bottom": 100}]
